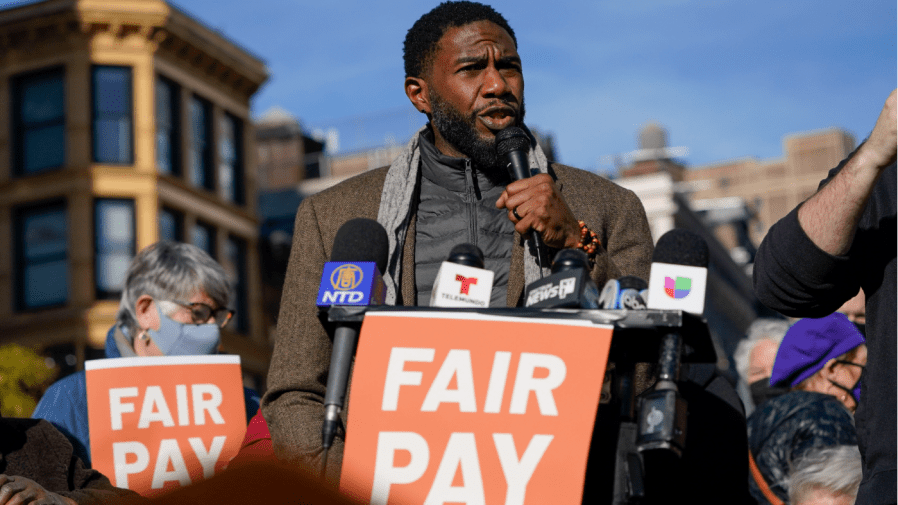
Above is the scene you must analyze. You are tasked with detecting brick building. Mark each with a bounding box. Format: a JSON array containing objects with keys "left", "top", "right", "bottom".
[
  {"left": 685, "top": 128, "right": 855, "bottom": 249},
  {"left": 0, "top": 0, "right": 270, "bottom": 389}
]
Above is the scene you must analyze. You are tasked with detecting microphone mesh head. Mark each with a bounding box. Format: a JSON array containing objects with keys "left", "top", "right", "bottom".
[
  {"left": 448, "top": 243, "right": 485, "bottom": 268},
  {"left": 495, "top": 126, "right": 530, "bottom": 157},
  {"left": 330, "top": 218, "right": 389, "bottom": 273},
  {"left": 652, "top": 229, "right": 709, "bottom": 268},
  {"left": 551, "top": 248, "right": 589, "bottom": 273},
  {"left": 617, "top": 275, "right": 648, "bottom": 291}
]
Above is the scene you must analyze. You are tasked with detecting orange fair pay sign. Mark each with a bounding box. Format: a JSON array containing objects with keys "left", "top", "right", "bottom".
[
  {"left": 340, "top": 311, "right": 613, "bottom": 505},
  {"left": 85, "top": 355, "right": 247, "bottom": 497}
]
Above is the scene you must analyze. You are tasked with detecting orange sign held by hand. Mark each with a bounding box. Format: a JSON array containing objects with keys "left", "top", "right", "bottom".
[
  {"left": 86, "top": 356, "right": 247, "bottom": 497},
  {"left": 340, "top": 311, "right": 613, "bottom": 505}
]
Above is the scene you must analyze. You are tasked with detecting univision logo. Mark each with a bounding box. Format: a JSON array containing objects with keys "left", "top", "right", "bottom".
[
  {"left": 664, "top": 276, "right": 692, "bottom": 299},
  {"left": 330, "top": 264, "right": 363, "bottom": 291}
]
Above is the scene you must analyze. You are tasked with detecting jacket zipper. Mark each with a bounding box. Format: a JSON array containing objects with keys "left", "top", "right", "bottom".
[{"left": 464, "top": 159, "right": 477, "bottom": 247}]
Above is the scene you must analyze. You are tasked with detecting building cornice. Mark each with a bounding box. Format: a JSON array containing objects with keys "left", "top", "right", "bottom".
[{"left": 0, "top": 0, "right": 268, "bottom": 97}]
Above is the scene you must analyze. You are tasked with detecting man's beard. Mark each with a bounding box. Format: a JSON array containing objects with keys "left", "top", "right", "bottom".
[{"left": 429, "top": 91, "right": 525, "bottom": 174}]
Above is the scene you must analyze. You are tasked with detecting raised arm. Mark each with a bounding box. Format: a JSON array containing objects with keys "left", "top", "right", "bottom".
[{"left": 797, "top": 89, "right": 896, "bottom": 256}]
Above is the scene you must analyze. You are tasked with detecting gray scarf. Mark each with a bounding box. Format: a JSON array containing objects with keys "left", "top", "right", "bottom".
[{"left": 376, "top": 125, "right": 551, "bottom": 304}]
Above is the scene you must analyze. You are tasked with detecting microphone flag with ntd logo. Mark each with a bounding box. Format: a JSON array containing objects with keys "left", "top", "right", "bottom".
[
  {"left": 316, "top": 261, "right": 385, "bottom": 308},
  {"left": 646, "top": 263, "right": 707, "bottom": 315}
]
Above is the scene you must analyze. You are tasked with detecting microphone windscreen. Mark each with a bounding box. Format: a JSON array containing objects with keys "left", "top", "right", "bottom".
[
  {"left": 330, "top": 218, "right": 389, "bottom": 273},
  {"left": 495, "top": 126, "right": 530, "bottom": 157},
  {"left": 652, "top": 229, "right": 709, "bottom": 268},
  {"left": 551, "top": 249, "right": 589, "bottom": 273},
  {"left": 448, "top": 243, "right": 485, "bottom": 268},
  {"left": 617, "top": 275, "right": 648, "bottom": 291}
]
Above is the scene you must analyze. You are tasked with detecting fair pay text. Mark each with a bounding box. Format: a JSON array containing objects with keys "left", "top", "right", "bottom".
[
  {"left": 370, "top": 347, "right": 567, "bottom": 505},
  {"left": 106, "top": 384, "right": 228, "bottom": 489}
]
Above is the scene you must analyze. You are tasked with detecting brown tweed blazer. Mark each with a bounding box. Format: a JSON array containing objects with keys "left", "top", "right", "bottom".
[{"left": 261, "top": 162, "right": 654, "bottom": 481}]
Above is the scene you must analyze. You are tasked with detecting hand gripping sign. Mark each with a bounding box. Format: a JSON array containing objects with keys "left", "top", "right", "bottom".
[
  {"left": 340, "top": 311, "right": 613, "bottom": 505},
  {"left": 86, "top": 355, "right": 247, "bottom": 497}
]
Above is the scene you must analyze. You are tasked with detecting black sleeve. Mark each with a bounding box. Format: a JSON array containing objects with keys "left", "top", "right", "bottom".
[
  {"left": 752, "top": 153, "right": 863, "bottom": 317},
  {"left": 753, "top": 205, "right": 860, "bottom": 317}
]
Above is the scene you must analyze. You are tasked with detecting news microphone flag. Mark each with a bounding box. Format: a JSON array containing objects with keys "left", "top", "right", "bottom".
[
  {"left": 645, "top": 229, "right": 709, "bottom": 315},
  {"left": 316, "top": 261, "right": 385, "bottom": 308},
  {"left": 430, "top": 262, "right": 494, "bottom": 308},
  {"left": 524, "top": 249, "right": 600, "bottom": 309},
  {"left": 646, "top": 264, "right": 707, "bottom": 314}
]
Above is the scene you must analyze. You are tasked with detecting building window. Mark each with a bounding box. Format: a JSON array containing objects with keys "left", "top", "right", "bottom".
[
  {"left": 95, "top": 199, "right": 135, "bottom": 299},
  {"left": 189, "top": 96, "right": 213, "bottom": 190},
  {"left": 219, "top": 113, "right": 244, "bottom": 204},
  {"left": 305, "top": 153, "right": 321, "bottom": 179},
  {"left": 92, "top": 66, "right": 133, "bottom": 164},
  {"left": 15, "top": 202, "right": 68, "bottom": 310},
  {"left": 226, "top": 235, "right": 248, "bottom": 333},
  {"left": 12, "top": 68, "right": 65, "bottom": 175},
  {"left": 158, "top": 207, "right": 183, "bottom": 242},
  {"left": 155, "top": 76, "right": 180, "bottom": 175},
  {"left": 192, "top": 221, "right": 216, "bottom": 258}
]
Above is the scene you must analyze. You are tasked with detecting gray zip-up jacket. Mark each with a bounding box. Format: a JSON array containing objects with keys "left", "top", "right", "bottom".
[{"left": 415, "top": 132, "right": 515, "bottom": 306}]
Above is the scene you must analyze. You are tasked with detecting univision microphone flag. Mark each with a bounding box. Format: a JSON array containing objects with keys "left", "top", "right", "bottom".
[
  {"left": 646, "top": 263, "right": 707, "bottom": 315},
  {"left": 316, "top": 262, "right": 385, "bottom": 308}
]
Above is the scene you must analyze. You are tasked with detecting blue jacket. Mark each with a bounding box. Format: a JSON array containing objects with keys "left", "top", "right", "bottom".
[{"left": 32, "top": 325, "right": 260, "bottom": 467}]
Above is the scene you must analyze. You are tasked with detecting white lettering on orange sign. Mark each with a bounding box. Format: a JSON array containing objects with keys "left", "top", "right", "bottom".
[
  {"left": 112, "top": 436, "right": 227, "bottom": 489},
  {"left": 370, "top": 432, "right": 553, "bottom": 505},
  {"left": 381, "top": 348, "right": 567, "bottom": 415},
  {"left": 382, "top": 348, "right": 436, "bottom": 411},
  {"left": 108, "top": 384, "right": 225, "bottom": 431}
]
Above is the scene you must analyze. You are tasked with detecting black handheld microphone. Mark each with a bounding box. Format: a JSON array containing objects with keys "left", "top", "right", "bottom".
[
  {"left": 321, "top": 218, "right": 389, "bottom": 451},
  {"left": 496, "top": 126, "right": 544, "bottom": 276},
  {"left": 523, "top": 249, "right": 600, "bottom": 308}
]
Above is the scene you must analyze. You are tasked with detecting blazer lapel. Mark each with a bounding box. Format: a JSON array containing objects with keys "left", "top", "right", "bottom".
[
  {"left": 507, "top": 232, "right": 525, "bottom": 307},
  {"left": 401, "top": 212, "right": 417, "bottom": 306}
]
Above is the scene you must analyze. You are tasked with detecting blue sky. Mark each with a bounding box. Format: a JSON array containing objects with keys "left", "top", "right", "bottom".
[{"left": 11, "top": 0, "right": 896, "bottom": 173}]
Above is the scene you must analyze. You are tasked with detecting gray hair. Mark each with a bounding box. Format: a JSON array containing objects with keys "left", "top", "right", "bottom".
[
  {"left": 733, "top": 318, "right": 791, "bottom": 382},
  {"left": 787, "top": 445, "right": 862, "bottom": 505},
  {"left": 117, "top": 241, "right": 232, "bottom": 341}
]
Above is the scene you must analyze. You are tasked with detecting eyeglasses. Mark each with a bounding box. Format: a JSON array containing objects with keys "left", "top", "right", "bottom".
[
  {"left": 835, "top": 360, "right": 865, "bottom": 370},
  {"left": 167, "top": 300, "right": 235, "bottom": 328}
]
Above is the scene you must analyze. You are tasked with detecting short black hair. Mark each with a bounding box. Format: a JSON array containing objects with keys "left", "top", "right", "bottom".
[{"left": 403, "top": 1, "right": 517, "bottom": 78}]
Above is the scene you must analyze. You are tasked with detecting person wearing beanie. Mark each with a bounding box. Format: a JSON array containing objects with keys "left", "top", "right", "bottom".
[
  {"left": 746, "top": 313, "right": 866, "bottom": 505},
  {"left": 769, "top": 312, "right": 866, "bottom": 412}
]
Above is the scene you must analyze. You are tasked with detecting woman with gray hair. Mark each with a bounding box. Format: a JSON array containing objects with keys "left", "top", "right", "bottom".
[
  {"left": 733, "top": 318, "right": 791, "bottom": 409},
  {"left": 33, "top": 241, "right": 259, "bottom": 468},
  {"left": 114, "top": 241, "right": 234, "bottom": 357},
  {"left": 787, "top": 445, "right": 862, "bottom": 505}
]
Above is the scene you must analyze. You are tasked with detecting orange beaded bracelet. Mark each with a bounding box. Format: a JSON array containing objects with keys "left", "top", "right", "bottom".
[{"left": 575, "top": 220, "right": 601, "bottom": 256}]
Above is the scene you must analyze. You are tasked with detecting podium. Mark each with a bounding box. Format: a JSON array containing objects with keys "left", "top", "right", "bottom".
[{"left": 324, "top": 306, "right": 717, "bottom": 505}]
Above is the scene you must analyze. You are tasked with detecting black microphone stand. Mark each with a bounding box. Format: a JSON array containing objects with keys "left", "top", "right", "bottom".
[
  {"left": 594, "top": 310, "right": 712, "bottom": 505},
  {"left": 319, "top": 306, "right": 367, "bottom": 479}
]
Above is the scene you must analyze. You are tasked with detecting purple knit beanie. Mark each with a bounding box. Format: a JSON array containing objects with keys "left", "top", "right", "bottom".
[{"left": 769, "top": 312, "right": 865, "bottom": 388}]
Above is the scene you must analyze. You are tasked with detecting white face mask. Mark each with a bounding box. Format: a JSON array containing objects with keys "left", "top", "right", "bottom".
[{"left": 145, "top": 306, "right": 220, "bottom": 356}]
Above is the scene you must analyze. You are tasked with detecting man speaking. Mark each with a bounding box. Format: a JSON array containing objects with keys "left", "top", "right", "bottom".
[
  {"left": 262, "top": 1, "right": 654, "bottom": 481},
  {"left": 754, "top": 90, "right": 897, "bottom": 505}
]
